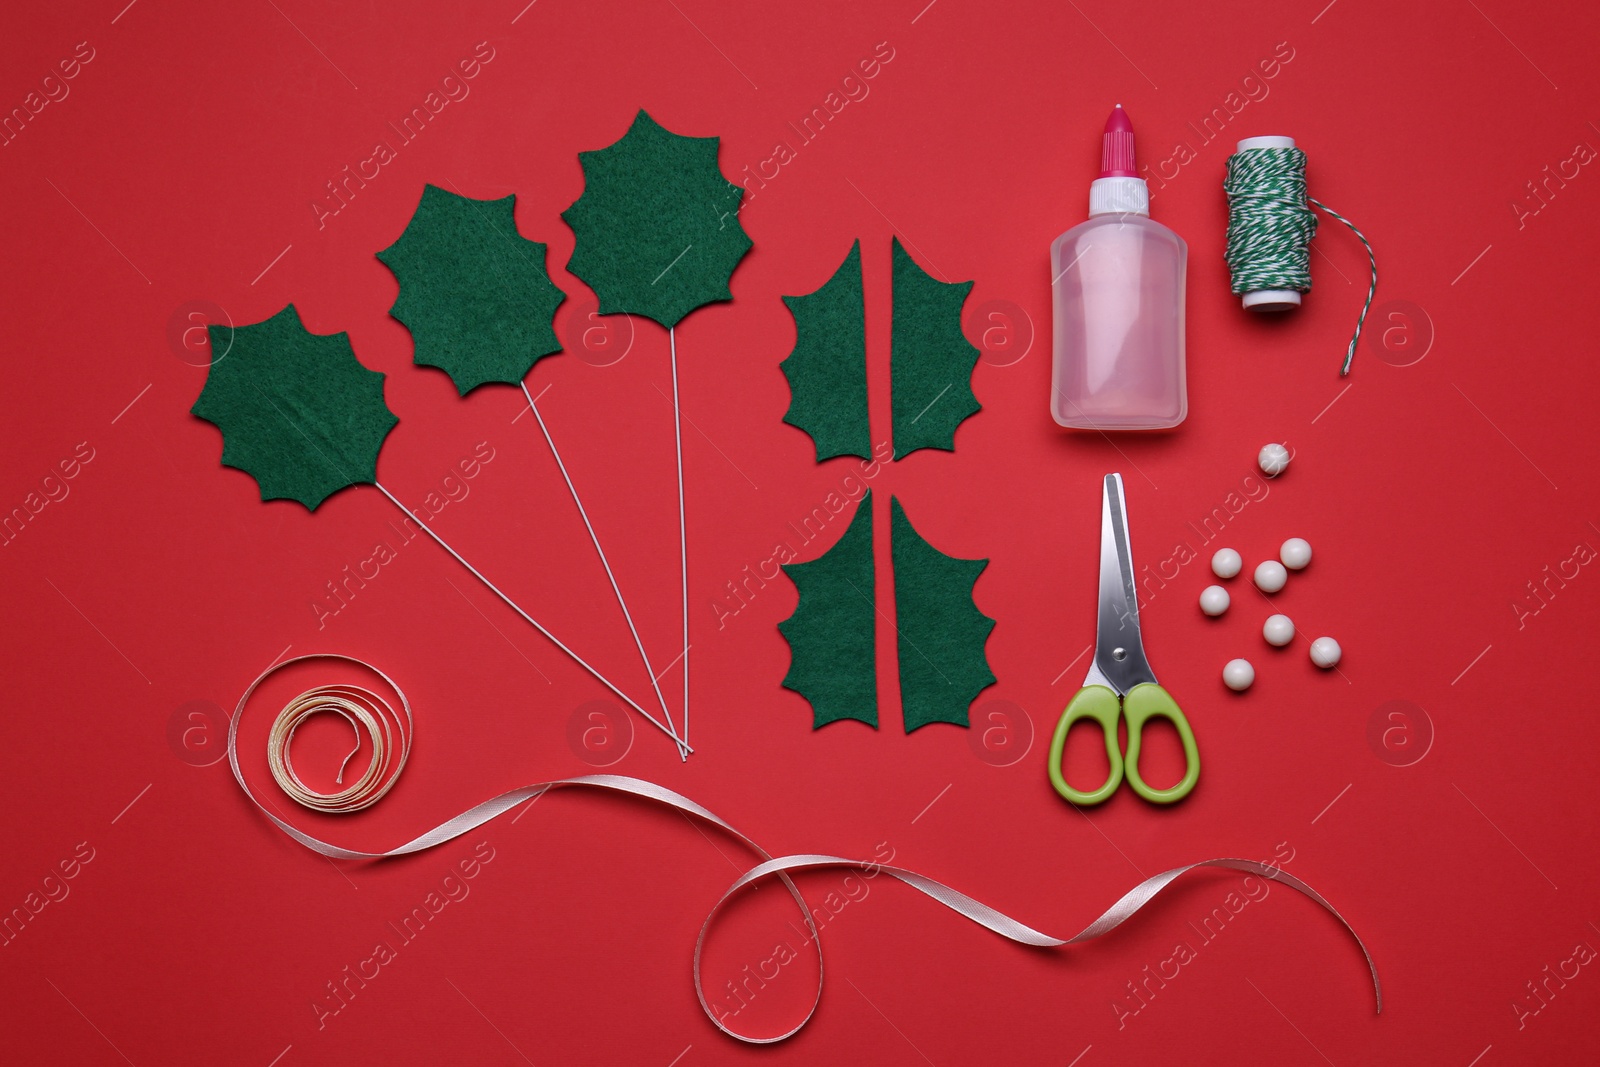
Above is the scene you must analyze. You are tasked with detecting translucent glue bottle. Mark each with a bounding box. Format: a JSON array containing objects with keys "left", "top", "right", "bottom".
[{"left": 1050, "top": 105, "right": 1188, "bottom": 429}]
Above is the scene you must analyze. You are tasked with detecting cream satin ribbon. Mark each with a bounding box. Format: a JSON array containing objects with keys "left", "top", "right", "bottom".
[{"left": 231, "top": 655, "right": 1381, "bottom": 1043}]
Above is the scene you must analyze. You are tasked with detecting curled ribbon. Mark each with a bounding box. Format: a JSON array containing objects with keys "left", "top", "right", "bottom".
[
  {"left": 267, "top": 683, "right": 409, "bottom": 812},
  {"left": 231, "top": 655, "right": 1381, "bottom": 1043}
]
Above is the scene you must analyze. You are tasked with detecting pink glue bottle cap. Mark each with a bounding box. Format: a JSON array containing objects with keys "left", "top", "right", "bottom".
[
  {"left": 1088, "top": 105, "right": 1149, "bottom": 217},
  {"left": 1101, "top": 104, "right": 1137, "bottom": 176}
]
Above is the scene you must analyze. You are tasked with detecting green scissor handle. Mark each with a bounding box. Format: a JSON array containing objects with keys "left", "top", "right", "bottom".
[
  {"left": 1048, "top": 683, "right": 1201, "bottom": 806},
  {"left": 1048, "top": 685, "right": 1124, "bottom": 806},
  {"left": 1120, "top": 683, "right": 1200, "bottom": 804}
]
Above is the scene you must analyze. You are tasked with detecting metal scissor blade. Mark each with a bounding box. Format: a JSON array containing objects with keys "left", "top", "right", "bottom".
[{"left": 1090, "top": 473, "right": 1157, "bottom": 694}]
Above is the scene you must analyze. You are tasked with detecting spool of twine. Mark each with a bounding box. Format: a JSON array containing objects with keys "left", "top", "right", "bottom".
[{"left": 1224, "top": 135, "right": 1377, "bottom": 376}]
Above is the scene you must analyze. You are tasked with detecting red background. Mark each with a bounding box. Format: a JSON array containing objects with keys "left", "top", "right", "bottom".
[{"left": 3, "top": 1, "right": 1598, "bottom": 1063}]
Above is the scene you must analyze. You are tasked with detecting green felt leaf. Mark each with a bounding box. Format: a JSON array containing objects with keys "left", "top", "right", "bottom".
[
  {"left": 779, "top": 240, "right": 870, "bottom": 461},
  {"left": 778, "top": 491, "right": 878, "bottom": 729},
  {"left": 377, "top": 183, "right": 566, "bottom": 395},
  {"left": 891, "top": 237, "right": 982, "bottom": 458},
  {"left": 190, "top": 304, "right": 397, "bottom": 510},
  {"left": 562, "top": 109, "right": 752, "bottom": 328},
  {"left": 890, "top": 496, "right": 996, "bottom": 731}
]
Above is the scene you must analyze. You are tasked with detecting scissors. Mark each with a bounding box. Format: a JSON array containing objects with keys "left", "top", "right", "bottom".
[{"left": 1048, "top": 473, "right": 1200, "bottom": 806}]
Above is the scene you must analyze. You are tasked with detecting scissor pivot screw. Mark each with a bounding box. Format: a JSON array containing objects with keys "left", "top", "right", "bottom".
[{"left": 1112, "top": 648, "right": 1127, "bottom": 661}]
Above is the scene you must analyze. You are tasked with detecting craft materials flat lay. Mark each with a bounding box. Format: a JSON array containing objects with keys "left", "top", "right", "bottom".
[
  {"left": 184, "top": 98, "right": 1386, "bottom": 1044},
  {"left": 190, "top": 306, "right": 691, "bottom": 753},
  {"left": 194, "top": 109, "right": 755, "bottom": 762},
  {"left": 229, "top": 655, "right": 1379, "bottom": 1044},
  {"left": 1048, "top": 474, "right": 1201, "bottom": 806},
  {"left": 1037, "top": 109, "right": 1368, "bottom": 784}
]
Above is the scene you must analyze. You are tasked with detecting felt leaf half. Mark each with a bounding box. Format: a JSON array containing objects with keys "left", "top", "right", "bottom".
[
  {"left": 891, "top": 237, "right": 982, "bottom": 458},
  {"left": 562, "top": 110, "right": 752, "bottom": 328},
  {"left": 377, "top": 184, "right": 566, "bottom": 395},
  {"left": 778, "top": 491, "right": 878, "bottom": 729},
  {"left": 191, "top": 304, "right": 397, "bottom": 510},
  {"left": 779, "top": 240, "right": 870, "bottom": 461},
  {"left": 890, "top": 496, "right": 996, "bottom": 730}
]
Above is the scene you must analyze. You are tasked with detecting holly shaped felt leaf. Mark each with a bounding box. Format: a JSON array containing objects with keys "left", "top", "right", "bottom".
[
  {"left": 190, "top": 304, "right": 397, "bottom": 510},
  {"left": 891, "top": 237, "right": 982, "bottom": 458},
  {"left": 891, "top": 497, "right": 996, "bottom": 730},
  {"left": 562, "top": 110, "right": 752, "bottom": 327},
  {"left": 377, "top": 184, "right": 566, "bottom": 394},
  {"left": 780, "top": 240, "right": 870, "bottom": 461},
  {"left": 778, "top": 491, "right": 878, "bottom": 728}
]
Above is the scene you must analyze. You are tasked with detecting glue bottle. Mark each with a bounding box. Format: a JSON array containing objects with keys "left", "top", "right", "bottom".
[{"left": 1050, "top": 105, "right": 1188, "bottom": 430}]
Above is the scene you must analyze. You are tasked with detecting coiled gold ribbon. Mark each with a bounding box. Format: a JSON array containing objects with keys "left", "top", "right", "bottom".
[
  {"left": 230, "top": 655, "right": 1380, "bottom": 1043},
  {"left": 266, "top": 682, "right": 409, "bottom": 812}
]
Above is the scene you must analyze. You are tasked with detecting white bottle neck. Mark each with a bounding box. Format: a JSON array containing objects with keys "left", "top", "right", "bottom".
[{"left": 1089, "top": 177, "right": 1149, "bottom": 217}]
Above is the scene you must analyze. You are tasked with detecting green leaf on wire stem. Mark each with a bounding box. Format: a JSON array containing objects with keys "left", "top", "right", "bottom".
[
  {"left": 562, "top": 110, "right": 752, "bottom": 328},
  {"left": 190, "top": 305, "right": 397, "bottom": 510},
  {"left": 377, "top": 184, "right": 567, "bottom": 395}
]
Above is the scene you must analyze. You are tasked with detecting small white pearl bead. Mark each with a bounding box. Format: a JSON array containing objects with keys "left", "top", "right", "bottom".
[
  {"left": 1263, "top": 613, "right": 1295, "bottom": 646},
  {"left": 1199, "top": 585, "right": 1230, "bottom": 616},
  {"left": 1258, "top": 443, "right": 1290, "bottom": 477},
  {"left": 1223, "top": 658, "right": 1255, "bottom": 691},
  {"left": 1310, "top": 637, "right": 1342, "bottom": 668},
  {"left": 1280, "top": 537, "right": 1312, "bottom": 570},
  {"left": 1254, "top": 560, "right": 1288, "bottom": 593},
  {"left": 1211, "top": 548, "right": 1242, "bottom": 579}
]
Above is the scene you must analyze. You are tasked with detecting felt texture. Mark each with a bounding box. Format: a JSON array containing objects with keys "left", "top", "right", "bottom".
[
  {"left": 890, "top": 496, "right": 996, "bottom": 731},
  {"left": 778, "top": 490, "right": 878, "bottom": 729},
  {"left": 377, "top": 184, "right": 566, "bottom": 395},
  {"left": 561, "top": 110, "right": 752, "bottom": 328},
  {"left": 190, "top": 304, "right": 398, "bottom": 510},
  {"left": 890, "top": 237, "right": 982, "bottom": 458},
  {"left": 779, "top": 240, "right": 870, "bottom": 461}
]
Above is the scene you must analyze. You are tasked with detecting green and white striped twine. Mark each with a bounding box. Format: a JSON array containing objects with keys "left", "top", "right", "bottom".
[{"left": 1223, "top": 145, "right": 1377, "bottom": 376}]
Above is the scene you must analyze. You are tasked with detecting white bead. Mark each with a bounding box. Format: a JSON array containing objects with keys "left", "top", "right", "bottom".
[
  {"left": 1310, "top": 637, "right": 1342, "bottom": 668},
  {"left": 1211, "top": 548, "right": 1242, "bottom": 579},
  {"left": 1258, "top": 443, "right": 1290, "bottom": 477},
  {"left": 1223, "top": 658, "right": 1255, "bottom": 691},
  {"left": 1280, "top": 537, "right": 1312, "bottom": 570},
  {"left": 1263, "top": 613, "right": 1295, "bottom": 646},
  {"left": 1199, "top": 585, "right": 1230, "bottom": 616},
  {"left": 1253, "top": 560, "right": 1288, "bottom": 593}
]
